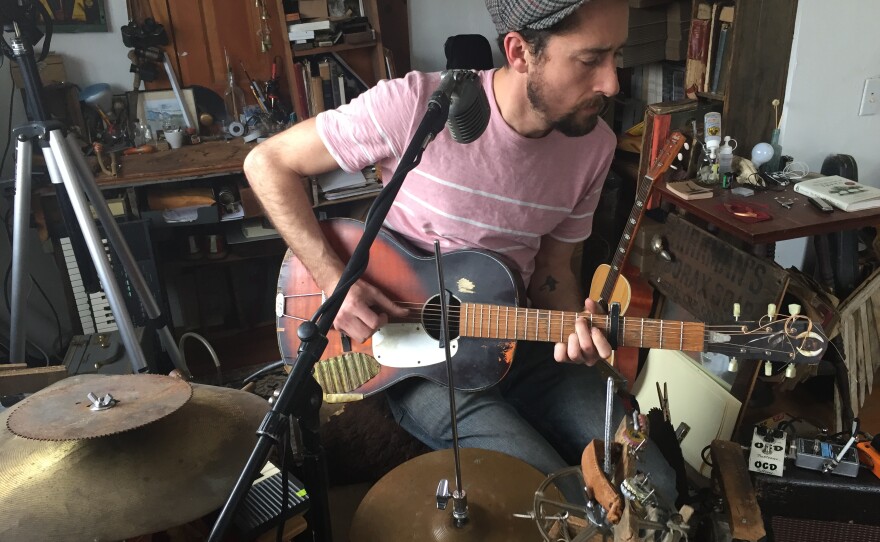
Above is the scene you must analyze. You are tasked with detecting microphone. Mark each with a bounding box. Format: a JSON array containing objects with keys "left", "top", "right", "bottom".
[{"left": 428, "top": 70, "right": 490, "bottom": 144}]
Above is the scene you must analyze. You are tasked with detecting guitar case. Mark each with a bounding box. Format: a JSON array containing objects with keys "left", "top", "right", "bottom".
[{"left": 813, "top": 154, "right": 860, "bottom": 297}]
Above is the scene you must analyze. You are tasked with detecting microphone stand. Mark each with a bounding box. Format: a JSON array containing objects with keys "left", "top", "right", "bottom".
[{"left": 209, "top": 85, "right": 454, "bottom": 542}]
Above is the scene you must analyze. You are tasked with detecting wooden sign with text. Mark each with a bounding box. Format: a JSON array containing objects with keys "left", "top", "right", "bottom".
[{"left": 643, "top": 214, "right": 788, "bottom": 323}]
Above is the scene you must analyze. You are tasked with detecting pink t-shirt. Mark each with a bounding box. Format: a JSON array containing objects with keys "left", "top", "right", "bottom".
[{"left": 316, "top": 70, "right": 615, "bottom": 287}]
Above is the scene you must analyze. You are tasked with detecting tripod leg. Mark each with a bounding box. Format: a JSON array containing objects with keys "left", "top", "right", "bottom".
[
  {"left": 43, "top": 132, "right": 148, "bottom": 373},
  {"left": 9, "top": 137, "right": 33, "bottom": 364},
  {"left": 62, "top": 132, "right": 191, "bottom": 378}
]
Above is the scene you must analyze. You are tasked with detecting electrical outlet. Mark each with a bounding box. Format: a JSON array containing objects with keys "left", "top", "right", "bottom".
[{"left": 859, "top": 77, "right": 880, "bottom": 116}]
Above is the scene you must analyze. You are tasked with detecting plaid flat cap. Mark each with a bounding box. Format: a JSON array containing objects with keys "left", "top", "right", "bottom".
[{"left": 486, "top": 0, "right": 589, "bottom": 34}]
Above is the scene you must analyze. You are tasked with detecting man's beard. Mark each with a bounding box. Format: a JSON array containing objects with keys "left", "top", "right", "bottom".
[{"left": 527, "top": 74, "right": 605, "bottom": 138}]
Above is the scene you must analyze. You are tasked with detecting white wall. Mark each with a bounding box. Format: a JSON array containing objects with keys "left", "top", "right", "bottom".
[
  {"left": 774, "top": 1, "right": 880, "bottom": 269},
  {"left": 408, "top": 0, "right": 505, "bottom": 72}
]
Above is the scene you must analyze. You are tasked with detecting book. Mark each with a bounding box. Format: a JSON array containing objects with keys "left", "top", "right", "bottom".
[
  {"left": 710, "top": 22, "right": 731, "bottom": 94},
  {"left": 666, "top": 181, "right": 714, "bottom": 200},
  {"left": 684, "top": 19, "right": 710, "bottom": 99},
  {"left": 793, "top": 176, "right": 880, "bottom": 212}
]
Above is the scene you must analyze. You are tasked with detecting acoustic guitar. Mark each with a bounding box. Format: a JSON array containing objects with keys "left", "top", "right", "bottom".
[
  {"left": 589, "top": 132, "right": 690, "bottom": 386},
  {"left": 276, "top": 219, "right": 827, "bottom": 402}
]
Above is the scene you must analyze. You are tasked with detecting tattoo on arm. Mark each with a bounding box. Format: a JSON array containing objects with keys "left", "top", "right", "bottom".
[{"left": 539, "top": 275, "right": 559, "bottom": 292}]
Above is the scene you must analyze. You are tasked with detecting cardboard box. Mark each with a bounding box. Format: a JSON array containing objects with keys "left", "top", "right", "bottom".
[
  {"left": 298, "top": 0, "right": 328, "bottom": 19},
  {"left": 10, "top": 53, "right": 66, "bottom": 88}
]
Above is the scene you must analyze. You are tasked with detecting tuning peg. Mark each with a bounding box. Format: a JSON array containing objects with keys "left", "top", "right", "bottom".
[
  {"left": 764, "top": 361, "right": 773, "bottom": 376},
  {"left": 785, "top": 363, "right": 797, "bottom": 378},
  {"left": 788, "top": 304, "right": 801, "bottom": 316},
  {"left": 650, "top": 235, "right": 673, "bottom": 262},
  {"left": 728, "top": 357, "right": 739, "bottom": 372},
  {"left": 733, "top": 303, "right": 741, "bottom": 321},
  {"left": 767, "top": 304, "right": 777, "bottom": 319}
]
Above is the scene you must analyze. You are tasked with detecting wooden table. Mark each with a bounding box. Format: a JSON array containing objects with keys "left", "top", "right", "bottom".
[
  {"left": 95, "top": 139, "right": 254, "bottom": 188},
  {"left": 654, "top": 181, "right": 880, "bottom": 244}
]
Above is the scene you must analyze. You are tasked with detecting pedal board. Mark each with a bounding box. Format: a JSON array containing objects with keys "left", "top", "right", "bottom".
[
  {"left": 795, "top": 438, "right": 860, "bottom": 477},
  {"left": 233, "top": 468, "right": 310, "bottom": 540}
]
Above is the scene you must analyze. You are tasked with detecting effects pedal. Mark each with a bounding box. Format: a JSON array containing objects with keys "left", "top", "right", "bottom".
[
  {"left": 748, "top": 426, "right": 787, "bottom": 477},
  {"left": 795, "top": 438, "right": 860, "bottom": 477}
]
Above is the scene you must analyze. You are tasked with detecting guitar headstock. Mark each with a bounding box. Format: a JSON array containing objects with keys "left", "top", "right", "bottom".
[
  {"left": 646, "top": 131, "right": 691, "bottom": 182},
  {"left": 706, "top": 311, "right": 828, "bottom": 366}
]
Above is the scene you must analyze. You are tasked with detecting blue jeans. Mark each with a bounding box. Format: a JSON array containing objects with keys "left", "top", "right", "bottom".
[{"left": 385, "top": 341, "right": 679, "bottom": 506}]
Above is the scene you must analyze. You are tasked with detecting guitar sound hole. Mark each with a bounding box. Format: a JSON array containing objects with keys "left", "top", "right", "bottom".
[{"left": 422, "top": 294, "right": 462, "bottom": 342}]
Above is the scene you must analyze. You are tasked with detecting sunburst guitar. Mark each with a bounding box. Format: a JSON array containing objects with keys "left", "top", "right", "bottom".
[{"left": 275, "top": 219, "right": 827, "bottom": 403}]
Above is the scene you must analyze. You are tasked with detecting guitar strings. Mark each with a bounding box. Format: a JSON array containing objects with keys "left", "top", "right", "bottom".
[
  {"left": 279, "top": 294, "right": 825, "bottom": 354},
  {"left": 281, "top": 296, "right": 808, "bottom": 335}
]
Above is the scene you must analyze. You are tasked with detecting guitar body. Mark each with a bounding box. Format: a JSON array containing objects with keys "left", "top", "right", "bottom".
[
  {"left": 276, "top": 218, "right": 522, "bottom": 399},
  {"left": 590, "top": 264, "right": 654, "bottom": 387}
]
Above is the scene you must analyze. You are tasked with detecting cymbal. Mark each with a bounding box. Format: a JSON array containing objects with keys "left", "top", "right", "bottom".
[
  {"left": 352, "top": 447, "right": 555, "bottom": 541},
  {"left": 0, "top": 382, "right": 269, "bottom": 542},
  {"left": 6, "top": 373, "right": 192, "bottom": 440}
]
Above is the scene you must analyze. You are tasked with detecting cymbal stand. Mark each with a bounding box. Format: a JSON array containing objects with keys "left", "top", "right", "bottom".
[
  {"left": 4, "top": 24, "right": 189, "bottom": 377},
  {"left": 431, "top": 241, "right": 468, "bottom": 526}
]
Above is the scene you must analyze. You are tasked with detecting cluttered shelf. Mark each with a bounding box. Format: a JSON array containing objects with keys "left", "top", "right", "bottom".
[{"left": 94, "top": 139, "right": 253, "bottom": 188}]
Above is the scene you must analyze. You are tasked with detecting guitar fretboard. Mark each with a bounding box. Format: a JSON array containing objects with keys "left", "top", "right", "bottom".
[{"left": 458, "top": 303, "right": 706, "bottom": 352}]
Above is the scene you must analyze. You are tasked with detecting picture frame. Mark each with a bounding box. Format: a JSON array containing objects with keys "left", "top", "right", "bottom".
[
  {"left": 136, "top": 89, "right": 197, "bottom": 135},
  {"left": 39, "top": 0, "right": 109, "bottom": 33}
]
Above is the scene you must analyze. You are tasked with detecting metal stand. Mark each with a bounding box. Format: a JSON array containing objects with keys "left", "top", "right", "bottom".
[
  {"left": 208, "top": 74, "right": 456, "bottom": 542},
  {"left": 5, "top": 25, "right": 189, "bottom": 377}
]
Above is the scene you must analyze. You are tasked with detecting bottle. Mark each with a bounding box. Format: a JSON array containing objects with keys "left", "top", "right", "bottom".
[
  {"left": 224, "top": 69, "right": 247, "bottom": 124},
  {"left": 704, "top": 111, "right": 722, "bottom": 150},
  {"left": 718, "top": 136, "right": 736, "bottom": 174},
  {"left": 766, "top": 128, "right": 783, "bottom": 172}
]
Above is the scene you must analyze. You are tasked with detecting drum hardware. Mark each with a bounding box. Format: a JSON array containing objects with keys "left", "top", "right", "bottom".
[
  {"left": 0, "top": 374, "right": 270, "bottom": 541},
  {"left": 86, "top": 391, "right": 117, "bottom": 410}
]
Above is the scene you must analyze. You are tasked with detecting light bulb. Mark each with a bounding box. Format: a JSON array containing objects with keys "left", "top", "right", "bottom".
[{"left": 751, "top": 142, "right": 775, "bottom": 167}]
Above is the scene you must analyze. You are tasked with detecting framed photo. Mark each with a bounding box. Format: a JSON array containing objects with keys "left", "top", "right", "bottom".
[
  {"left": 137, "top": 89, "right": 197, "bottom": 135},
  {"left": 39, "top": 0, "right": 108, "bottom": 33}
]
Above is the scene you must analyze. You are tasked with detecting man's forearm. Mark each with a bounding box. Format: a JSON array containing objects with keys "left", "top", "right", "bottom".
[{"left": 243, "top": 126, "right": 346, "bottom": 292}]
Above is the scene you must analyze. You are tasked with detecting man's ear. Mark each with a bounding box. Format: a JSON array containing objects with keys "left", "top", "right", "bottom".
[{"left": 503, "top": 32, "right": 531, "bottom": 74}]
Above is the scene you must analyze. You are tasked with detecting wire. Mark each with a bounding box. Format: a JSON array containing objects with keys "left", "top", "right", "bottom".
[
  {"left": 178, "top": 332, "right": 222, "bottom": 384},
  {"left": 3, "top": 205, "right": 65, "bottom": 359},
  {"left": 700, "top": 444, "right": 713, "bottom": 467},
  {"left": 782, "top": 161, "right": 810, "bottom": 180},
  {"left": 0, "top": 72, "right": 15, "bottom": 176}
]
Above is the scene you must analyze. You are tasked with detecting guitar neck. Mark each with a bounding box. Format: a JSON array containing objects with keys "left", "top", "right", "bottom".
[
  {"left": 459, "top": 303, "right": 706, "bottom": 352},
  {"left": 598, "top": 176, "right": 654, "bottom": 306}
]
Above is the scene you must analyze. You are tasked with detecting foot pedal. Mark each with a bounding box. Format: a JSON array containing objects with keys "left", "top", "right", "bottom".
[{"left": 233, "top": 467, "right": 310, "bottom": 540}]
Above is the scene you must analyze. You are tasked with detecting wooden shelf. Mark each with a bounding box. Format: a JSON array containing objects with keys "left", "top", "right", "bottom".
[{"left": 293, "top": 40, "right": 378, "bottom": 58}]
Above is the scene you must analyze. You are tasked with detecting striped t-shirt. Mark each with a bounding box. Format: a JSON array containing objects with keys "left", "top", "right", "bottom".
[{"left": 316, "top": 69, "right": 615, "bottom": 287}]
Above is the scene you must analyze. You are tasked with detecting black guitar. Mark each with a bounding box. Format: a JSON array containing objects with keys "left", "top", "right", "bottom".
[{"left": 276, "top": 219, "right": 828, "bottom": 402}]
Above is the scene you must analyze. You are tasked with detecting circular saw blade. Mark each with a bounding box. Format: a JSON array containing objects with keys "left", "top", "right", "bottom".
[{"left": 6, "top": 374, "right": 192, "bottom": 440}]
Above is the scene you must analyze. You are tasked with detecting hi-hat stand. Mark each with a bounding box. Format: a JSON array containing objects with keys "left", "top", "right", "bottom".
[{"left": 4, "top": 20, "right": 189, "bottom": 377}]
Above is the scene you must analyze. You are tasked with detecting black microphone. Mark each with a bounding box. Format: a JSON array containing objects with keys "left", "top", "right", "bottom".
[{"left": 428, "top": 70, "right": 490, "bottom": 144}]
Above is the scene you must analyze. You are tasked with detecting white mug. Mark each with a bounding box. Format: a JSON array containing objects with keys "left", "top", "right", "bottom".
[{"left": 165, "top": 129, "right": 185, "bottom": 149}]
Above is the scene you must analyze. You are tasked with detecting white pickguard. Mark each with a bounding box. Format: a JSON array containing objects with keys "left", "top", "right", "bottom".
[{"left": 372, "top": 323, "right": 459, "bottom": 368}]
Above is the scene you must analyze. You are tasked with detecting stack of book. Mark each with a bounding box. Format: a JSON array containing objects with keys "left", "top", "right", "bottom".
[
  {"left": 793, "top": 176, "right": 880, "bottom": 212},
  {"left": 288, "top": 19, "right": 340, "bottom": 50},
  {"left": 685, "top": 3, "right": 734, "bottom": 98}
]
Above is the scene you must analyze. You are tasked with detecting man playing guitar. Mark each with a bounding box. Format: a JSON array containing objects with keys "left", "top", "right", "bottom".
[{"left": 246, "top": 0, "right": 678, "bottom": 506}]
